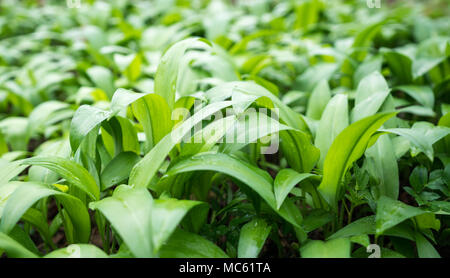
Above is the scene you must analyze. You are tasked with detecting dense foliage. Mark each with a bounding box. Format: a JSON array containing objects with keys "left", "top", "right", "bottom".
[{"left": 0, "top": 0, "right": 449, "bottom": 258}]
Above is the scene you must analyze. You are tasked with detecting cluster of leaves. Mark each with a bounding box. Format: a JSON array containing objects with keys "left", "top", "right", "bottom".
[{"left": 0, "top": 0, "right": 449, "bottom": 258}]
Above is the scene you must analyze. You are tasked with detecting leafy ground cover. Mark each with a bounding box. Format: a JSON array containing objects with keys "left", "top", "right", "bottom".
[{"left": 0, "top": 0, "right": 449, "bottom": 258}]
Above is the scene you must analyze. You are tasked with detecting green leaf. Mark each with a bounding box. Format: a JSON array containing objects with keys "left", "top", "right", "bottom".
[
  {"left": 353, "top": 57, "right": 382, "bottom": 88},
  {"left": 70, "top": 105, "right": 111, "bottom": 153},
  {"left": 114, "top": 53, "right": 142, "bottom": 82},
  {"left": 152, "top": 198, "right": 205, "bottom": 252},
  {"left": 129, "top": 100, "right": 236, "bottom": 189},
  {"left": 28, "top": 138, "right": 71, "bottom": 184},
  {"left": 109, "top": 88, "right": 146, "bottom": 117},
  {"left": 382, "top": 122, "right": 450, "bottom": 161},
  {"left": 237, "top": 218, "right": 271, "bottom": 258},
  {"left": 314, "top": 94, "right": 349, "bottom": 169},
  {"left": 164, "top": 152, "right": 302, "bottom": 228},
  {"left": 365, "top": 134, "right": 399, "bottom": 199},
  {"left": 318, "top": 112, "right": 396, "bottom": 207},
  {"left": 409, "top": 165, "right": 428, "bottom": 192},
  {"left": 45, "top": 244, "right": 109, "bottom": 258},
  {"left": 300, "top": 238, "right": 351, "bottom": 258},
  {"left": 155, "top": 38, "right": 210, "bottom": 109},
  {"left": 205, "top": 81, "right": 308, "bottom": 130},
  {"left": 21, "top": 156, "right": 100, "bottom": 201},
  {"left": 302, "top": 210, "right": 334, "bottom": 232},
  {"left": 306, "top": 80, "right": 331, "bottom": 120},
  {"left": 166, "top": 153, "right": 275, "bottom": 207},
  {"left": 376, "top": 196, "right": 426, "bottom": 235},
  {"left": 159, "top": 229, "right": 228, "bottom": 258},
  {"left": 415, "top": 232, "right": 441, "bottom": 258},
  {"left": 381, "top": 49, "right": 413, "bottom": 84},
  {"left": 0, "top": 231, "right": 39, "bottom": 258},
  {"left": 27, "top": 101, "right": 70, "bottom": 136},
  {"left": 115, "top": 116, "right": 140, "bottom": 154},
  {"left": 328, "top": 216, "right": 376, "bottom": 240},
  {"left": 8, "top": 225, "right": 40, "bottom": 255},
  {"left": 89, "top": 185, "right": 154, "bottom": 258},
  {"left": 280, "top": 129, "right": 320, "bottom": 173},
  {"left": 86, "top": 66, "right": 115, "bottom": 99},
  {"left": 100, "top": 151, "right": 141, "bottom": 191},
  {"left": 0, "top": 132, "right": 7, "bottom": 157},
  {"left": 0, "top": 117, "right": 29, "bottom": 151},
  {"left": 395, "top": 86, "right": 434, "bottom": 108},
  {"left": 0, "top": 160, "right": 27, "bottom": 185},
  {"left": 415, "top": 213, "right": 440, "bottom": 231},
  {"left": 351, "top": 71, "right": 390, "bottom": 123},
  {"left": 131, "top": 93, "right": 173, "bottom": 152},
  {"left": 0, "top": 182, "right": 20, "bottom": 219},
  {"left": 274, "top": 169, "right": 313, "bottom": 209},
  {"left": 0, "top": 182, "right": 91, "bottom": 243}
]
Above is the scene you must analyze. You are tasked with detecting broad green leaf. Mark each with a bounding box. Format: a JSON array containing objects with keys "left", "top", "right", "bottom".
[
  {"left": 314, "top": 94, "right": 348, "bottom": 169},
  {"left": 155, "top": 38, "right": 210, "bottom": 109},
  {"left": 376, "top": 196, "right": 427, "bottom": 235},
  {"left": 28, "top": 138, "right": 71, "bottom": 184},
  {"left": 409, "top": 165, "right": 428, "bottom": 192},
  {"left": 280, "top": 129, "right": 320, "bottom": 173},
  {"left": 21, "top": 208, "right": 52, "bottom": 245},
  {"left": 0, "top": 160, "right": 27, "bottom": 185},
  {"left": 0, "top": 182, "right": 90, "bottom": 243},
  {"left": 0, "top": 182, "right": 20, "bottom": 218},
  {"left": 274, "top": 169, "right": 313, "bottom": 209},
  {"left": 205, "top": 81, "right": 308, "bottom": 131},
  {"left": 164, "top": 152, "right": 303, "bottom": 228},
  {"left": 86, "top": 66, "right": 115, "bottom": 99},
  {"left": 70, "top": 105, "right": 111, "bottom": 153},
  {"left": 415, "top": 232, "right": 441, "bottom": 258},
  {"left": 318, "top": 112, "right": 396, "bottom": 207},
  {"left": 351, "top": 71, "right": 390, "bottom": 123},
  {"left": 27, "top": 101, "right": 70, "bottom": 136},
  {"left": 395, "top": 86, "right": 434, "bottom": 108},
  {"left": 353, "top": 57, "right": 382, "bottom": 88},
  {"left": 129, "top": 100, "right": 236, "bottom": 189},
  {"left": 100, "top": 152, "right": 140, "bottom": 190},
  {"left": 300, "top": 238, "right": 351, "bottom": 258},
  {"left": 109, "top": 88, "right": 146, "bottom": 117},
  {"left": 165, "top": 153, "right": 275, "bottom": 207},
  {"left": 45, "top": 244, "right": 109, "bottom": 258},
  {"left": 182, "top": 116, "right": 237, "bottom": 156},
  {"left": 295, "top": 63, "right": 337, "bottom": 93},
  {"left": 302, "top": 210, "right": 334, "bottom": 232},
  {"left": 306, "top": 80, "right": 331, "bottom": 120},
  {"left": 152, "top": 198, "right": 205, "bottom": 252},
  {"left": 131, "top": 93, "right": 173, "bottom": 152},
  {"left": 115, "top": 116, "right": 140, "bottom": 154},
  {"left": 352, "top": 19, "right": 385, "bottom": 61},
  {"left": 328, "top": 216, "right": 376, "bottom": 240},
  {"left": 89, "top": 185, "right": 154, "bottom": 258},
  {"left": 221, "top": 110, "right": 292, "bottom": 154},
  {"left": 21, "top": 156, "right": 100, "bottom": 200},
  {"left": 8, "top": 225, "right": 40, "bottom": 255},
  {"left": 114, "top": 53, "right": 142, "bottom": 82},
  {"left": 0, "top": 231, "right": 38, "bottom": 258},
  {"left": 381, "top": 49, "right": 413, "bottom": 84},
  {"left": 382, "top": 122, "right": 450, "bottom": 161},
  {"left": 237, "top": 218, "right": 271, "bottom": 258},
  {"left": 413, "top": 57, "right": 446, "bottom": 79},
  {"left": 415, "top": 213, "right": 440, "bottom": 231},
  {"left": 0, "top": 117, "right": 29, "bottom": 151},
  {"left": 365, "top": 134, "right": 399, "bottom": 199},
  {"left": 159, "top": 229, "right": 228, "bottom": 258},
  {"left": 294, "top": 0, "right": 321, "bottom": 29}
]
